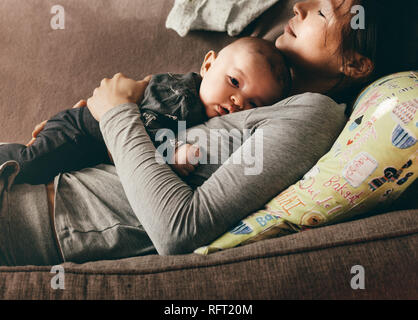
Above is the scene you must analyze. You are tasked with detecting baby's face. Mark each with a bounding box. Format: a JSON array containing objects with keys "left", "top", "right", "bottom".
[{"left": 199, "top": 44, "right": 284, "bottom": 118}]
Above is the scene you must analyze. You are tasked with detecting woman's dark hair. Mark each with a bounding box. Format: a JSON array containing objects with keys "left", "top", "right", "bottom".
[{"left": 331, "top": 0, "right": 417, "bottom": 111}]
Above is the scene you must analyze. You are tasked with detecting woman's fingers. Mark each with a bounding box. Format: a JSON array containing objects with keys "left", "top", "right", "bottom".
[
  {"left": 87, "top": 72, "right": 152, "bottom": 121},
  {"left": 26, "top": 120, "right": 48, "bottom": 146},
  {"left": 113, "top": 72, "right": 124, "bottom": 79},
  {"left": 142, "top": 74, "right": 153, "bottom": 83},
  {"left": 26, "top": 137, "right": 37, "bottom": 147},
  {"left": 72, "top": 99, "right": 87, "bottom": 109},
  {"left": 100, "top": 78, "right": 109, "bottom": 87},
  {"left": 32, "top": 120, "right": 48, "bottom": 138}
]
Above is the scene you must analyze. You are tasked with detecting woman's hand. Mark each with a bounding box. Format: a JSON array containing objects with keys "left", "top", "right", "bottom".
[
  {"left": 87, "top": 73, "right": 151, "bottom": 122},
  {"left": 26, "top": 99, "right": 87, "bottom": 146}
]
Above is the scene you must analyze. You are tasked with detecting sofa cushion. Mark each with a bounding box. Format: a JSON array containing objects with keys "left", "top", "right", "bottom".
[
  {"left": 273, "top": 71, "right": 418, "bottom": 224},
  {"left": 0, "top": 208, "right": 416, "bottom": 299}
]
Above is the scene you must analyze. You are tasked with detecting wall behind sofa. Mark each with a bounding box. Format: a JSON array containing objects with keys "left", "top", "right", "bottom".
[{"left": 0, "top": 0, "right": 235, "bottom": 144}]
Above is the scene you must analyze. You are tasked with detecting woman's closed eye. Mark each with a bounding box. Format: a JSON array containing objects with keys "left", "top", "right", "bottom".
[
  {"left": 228, "top": 76, "right": 240, "bottom": 88},
  {"left": 318, "top": 10, "right": 326, "bottom": 18}
]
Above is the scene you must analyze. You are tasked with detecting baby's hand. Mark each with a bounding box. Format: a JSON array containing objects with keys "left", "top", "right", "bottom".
[{"left": 171, "top": 143, "right": 200, "bottom": 177}]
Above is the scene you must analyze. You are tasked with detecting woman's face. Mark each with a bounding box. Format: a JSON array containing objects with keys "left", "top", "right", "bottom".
[{"left": 275, "top": 0, "right": 353, "bottom": 76}]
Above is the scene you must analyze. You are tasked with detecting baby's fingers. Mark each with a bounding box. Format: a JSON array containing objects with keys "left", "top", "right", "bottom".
[
  {"left": 178, "top": 166, "right": 194, "bottom": 177},
  {"left": 184, "top": 164, "right": 196, "bottom": 173},
  {"left": 187, "top": 145, "right": 200, "bottom": 165}
]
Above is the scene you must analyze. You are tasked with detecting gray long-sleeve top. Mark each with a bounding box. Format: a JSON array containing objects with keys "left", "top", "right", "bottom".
[{"left": 47, "top": 92, "right": 347, "bottom": 261}]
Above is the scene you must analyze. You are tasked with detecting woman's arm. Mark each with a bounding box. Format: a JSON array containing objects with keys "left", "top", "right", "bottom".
[
  {"left": 89, "top": 74, "right": 346, "bottom": 255},
  {"left": 99, "top": 104, "right": 273, "bottom": 254},
  {"left": 99, "top": 103, "right": 345, "bottom": 255}
]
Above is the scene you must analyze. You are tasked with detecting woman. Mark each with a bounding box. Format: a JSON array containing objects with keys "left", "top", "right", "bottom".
[{"left": 0, "top": 0, "right": 413, "bottom": 265}]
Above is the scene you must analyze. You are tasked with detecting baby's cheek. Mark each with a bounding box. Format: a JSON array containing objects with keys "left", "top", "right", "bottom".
[
  {"left": 199, "top": 81, "right": 213, "bottom": 103},
  {"left": 202, "top": 75, "right": 226, "bottom": 102}
]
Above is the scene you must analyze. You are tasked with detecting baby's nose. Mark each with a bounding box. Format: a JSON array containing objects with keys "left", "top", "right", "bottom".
[{"left": 231, "top": 95, "right": 243, "bottom": 110}]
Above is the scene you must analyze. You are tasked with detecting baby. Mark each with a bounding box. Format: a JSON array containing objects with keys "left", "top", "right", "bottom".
[{"left": 0, "top": 37, "right": 291, "bottom": 184}]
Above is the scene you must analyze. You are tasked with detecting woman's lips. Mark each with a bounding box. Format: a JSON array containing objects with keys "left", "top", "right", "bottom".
[{"left": 285, "top": 23, "right": 296, "bottom": 37}]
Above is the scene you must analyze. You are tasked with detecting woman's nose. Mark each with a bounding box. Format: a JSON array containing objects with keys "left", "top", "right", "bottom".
[{"left": 293, "top": 1, "right": 308, "bottom": 19}]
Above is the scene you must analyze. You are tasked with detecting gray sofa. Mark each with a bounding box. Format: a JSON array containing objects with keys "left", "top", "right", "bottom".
[{"left": 0, "top": 0, "right": 417, "bottom": 300}]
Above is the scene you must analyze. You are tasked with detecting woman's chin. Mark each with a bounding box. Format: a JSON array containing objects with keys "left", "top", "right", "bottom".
[
  {"left": 274, "top": 34, "right": 293, "bottom": 53},
  {"left": 274, "top": 34, "right": 285, "bottom": 49},
  {"left": 274, "top": 38, "right": 294, "bottom": 61}
]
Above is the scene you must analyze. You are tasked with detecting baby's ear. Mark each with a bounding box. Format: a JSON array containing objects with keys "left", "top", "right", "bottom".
[{"left": 200, "top": 51, "right": 217, "bottom": 77}]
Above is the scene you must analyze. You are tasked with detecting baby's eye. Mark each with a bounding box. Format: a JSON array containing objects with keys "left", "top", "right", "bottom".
[
  {"left": 318, "top": 10, "right": 325, "bottom": 18},
  {"left": 249, "top": 101, "right": 258, "bottom": 108},
  {"left": 229, "top": 76, "right": 240, "bottom": 88}
]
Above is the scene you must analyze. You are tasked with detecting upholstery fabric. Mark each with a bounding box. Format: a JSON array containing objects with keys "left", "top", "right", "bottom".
[{"left": 0, "top": 209, "right": 417, "bottom": 299}]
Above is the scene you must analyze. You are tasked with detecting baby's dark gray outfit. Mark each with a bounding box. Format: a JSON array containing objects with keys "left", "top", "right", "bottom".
[{"left": 0, "top": 73, "right": 207, "bottom": 184}]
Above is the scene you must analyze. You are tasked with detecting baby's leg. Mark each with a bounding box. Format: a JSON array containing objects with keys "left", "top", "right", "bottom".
[{"left": 0, "top": 107, "right": 110, "bottom": 185}]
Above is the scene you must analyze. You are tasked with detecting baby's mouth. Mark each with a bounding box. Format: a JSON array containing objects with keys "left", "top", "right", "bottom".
[{"left": 216, "top": 105, "right": 229, "bottom": 116}]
